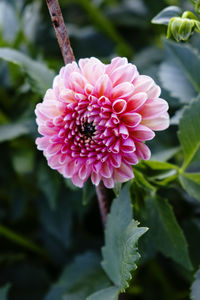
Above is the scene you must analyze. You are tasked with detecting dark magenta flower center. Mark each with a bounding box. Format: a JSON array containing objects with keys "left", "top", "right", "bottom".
[{"left": 79, "top": 121, "right": 96, "bottom": 138}]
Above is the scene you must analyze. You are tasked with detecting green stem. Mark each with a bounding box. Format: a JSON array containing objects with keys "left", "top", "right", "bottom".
[{"left": 0, "top": 224, "right": 49, "bottom": 258}]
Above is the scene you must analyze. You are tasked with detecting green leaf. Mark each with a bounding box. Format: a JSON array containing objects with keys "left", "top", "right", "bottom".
[
  {"left": 0, "top": 48, "right": 55, "bottom": 95},
  {"left": 152, "top": 6, "right": 182, "bottom": 25},
  {"left": 0, "top": 284, "right": 10, "bottom": 299},
  {"left": 141, "top": 196, "right": 193, "bottom": 270},
  {"left": 179, "top": 173, "right": 200, "bottom": 202},
  {"left": 191, "top": 267, "right": 200, "bottom": 300},
  {"left": 113, "top": 182, "right": 122, "bottom": 197},
  {"left": 133, "top": 169, "right": 155, "bottom": 191},
  {"left": 101, "top": 184, "right": 148, "bottom": 291},
  {"left": 178, "top": 95, "right": 200, "bottom": 170},
  {"left": 44, "top": 252, "right": 110, "bottom": 300},
  {"left": 143, "top": 160, "right": 178, "bottom": 170},
  {"left": 165, "top": 41, "right": 200, "bottom": 93},
  {"left": 0, "top": 120, "right": 33, "bottom": 143},
  {"left": 159, "top": 60, "right": 196, "bottom": 103},
  {"left": 87, "top": 286, "right": 119, "bottom": 300},
  {"left": 159, "top": 40, "right": 200, "bottom": 102}
]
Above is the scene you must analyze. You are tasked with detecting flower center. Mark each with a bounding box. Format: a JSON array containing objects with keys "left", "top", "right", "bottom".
[{"left": 79, "top": 121, "right": 96, "bottom": 138}]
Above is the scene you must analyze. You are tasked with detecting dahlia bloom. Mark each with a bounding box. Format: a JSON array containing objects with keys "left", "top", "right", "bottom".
[{"left": 35, "top": 57, "right": 169, "bottom": 188}]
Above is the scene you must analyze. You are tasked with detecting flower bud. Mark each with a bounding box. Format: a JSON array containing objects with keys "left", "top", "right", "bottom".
[{"left": 167, "top": 12, "right": 199, "bottom": 42}]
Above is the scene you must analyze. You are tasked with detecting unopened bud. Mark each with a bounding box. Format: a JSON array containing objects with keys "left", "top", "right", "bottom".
[{"left": 167, "top": 12, "right": 199, "bottom": 41}]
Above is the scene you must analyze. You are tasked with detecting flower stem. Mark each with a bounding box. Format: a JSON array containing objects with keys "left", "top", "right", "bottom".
[
  {"left": 46, "top": 0, "right": 75, "bottom": 64},
  {"left": 96, "top": 182, "right": 111, "bottom": 228}
]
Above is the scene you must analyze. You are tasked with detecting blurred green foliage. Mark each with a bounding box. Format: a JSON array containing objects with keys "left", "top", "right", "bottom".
[{"left": 0, "top": 0, "right": 200, "bottom": 299}]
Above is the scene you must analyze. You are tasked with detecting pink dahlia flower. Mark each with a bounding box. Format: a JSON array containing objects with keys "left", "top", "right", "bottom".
[{"left": 35, "top": 57, "right": 169, "bottom": 188}]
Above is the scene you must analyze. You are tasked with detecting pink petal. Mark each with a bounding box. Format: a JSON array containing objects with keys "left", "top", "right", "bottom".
[
  {"left": 91, "top": 172, "right": 101, "bottom": 185},
  {"left": 63, "top": 62, "right": 80, "bottom": 85},
  {"left": 133, "top": 75, "right": 154, "bottom": 93},
  {"left": 79, "top": 57, "right": 105, "bottom": 84},
  {"left": 140, "top": 99, "right": 169, "bottom": 119},
  {"left": 36, "top": 137, "right": 49, "bottom": 150},
  {"left": 119, "top": 124, "right": 129, "bottom": 139},
  {"left": 106, "top": 57, "right": 128, "bottom": 75},
  {"left": 142, "top": 112, "right": 169, "bottom": 131},
  {"left": 121, "top": 138, "right": 136, "bottom": 153},
  {"left": 100, "top": 162, "right": 112, "bottom": 178},
  {"left": 109, "top": 64, "right": 138, "bottom": 86},
  {"left": 47, "top": 143, "right": 62, "bottom": 155},
  {"left": 68, "top": 72, "right": 88, "bottom": 93},
  {"left": 36, "top": 101, "right": 61, "bottom": 119},
  {"left": 38, "top": 125, "right": 57, "bottom": 136},
  {"left": 58, "top": 154, "right": 68, "bottom": 164},
  {"left": 72, "top": 173, "right": 84, "bottom": 188},
  {"left": 135, "top": 142, "right": 151, "bottom": 160},
  {"left": 48, "top": 154, "right": 61, "bottom": 169},
  {"left": 110, "top": 140, "right": 120, "bottom": 153},
  {"left": 44, "top": 89, "right": 56, "bottom": 101},
  {"left": 35, "top": 108, "right": 48, "bottom": 123},
  {"left": 109, "top": 153, "right": 121, "bottom": 168},
  {"left": 147, "top": 84, "right": 161, "bottom": 98},
  {"left": 111, "top": 82, "right": 134, "bottom": 100},
  {"left": 133, "top": 125, "right": 155, "bottom": 141},
  {"left": 112, "top": 99, "right": 127, "bottom": 114},
  {"left": 120, "top": 112, "right": 141, "bottom": 127},
  {"left": 97, "top": 96, "right": 111, "bottom": 106},
  {"left": 126, "top": 92, "right": 147, "bottom": 112},
  {"left": 114, "top": 163, "right": 134, "bottom": 182},
  {"left": 78, "top": 58, "right": 91, "bottom": 70},
  {"left": 93, "top": 161, "right": 102, "bottom": 173},
  {"left": 64, "top": 161, "right": 76, "bottom": 178},
  {"left": 79, "top": 164, "right": 91, "bottom": 180},
  {"left": 123, "top": 153, "right": 138, "bottom": 165},
  {"left": 60, "top": 89, "right": 75, "bottom": 103},
  {"left": 93, "top": 74, "right": 112, "bottom": 98},
  {"left": 103, "top": 177, "right": 115, "bottom": 188}
]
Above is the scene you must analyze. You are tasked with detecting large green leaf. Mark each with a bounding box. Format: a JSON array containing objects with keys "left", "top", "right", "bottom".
[
  {"left": 159, "top": 40, "right": 200, "bottom": 102},
  {"left": 0, "top": 284, "right": 10, "bottom": 299},
  {"left": 87, "top": 286, "right": 119, "bottom": 300},
  {"left": 101, "top": 184, "right": 148, "bottom": 291},
  {"left": 0, "top": 48, "right": 55, "bottom": 95},
  {"left": 178, "top": 95, "right": 200, "bottom": 170},
  {"left": 141, "top": 196, "right": 193, "bottom": 270},
  {"left": 191, "top": 267, "right": 200, "bottom": 300},
  {"left": 152, "top": 6, "right": 182, "bottom": 25},
  {"left": 44, "top": 252, "right": 110, "bottom": 300},
  {"left": 179, "top": 173, "right": 200, "bottom": 202}
]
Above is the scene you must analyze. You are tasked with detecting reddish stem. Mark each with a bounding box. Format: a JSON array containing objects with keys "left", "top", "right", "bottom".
[
  {"left": 46, "top": 0, "right": 75, "bottom": 64},
  {"left": 96, "top": 182, "right": 111, "bottom": 227}
]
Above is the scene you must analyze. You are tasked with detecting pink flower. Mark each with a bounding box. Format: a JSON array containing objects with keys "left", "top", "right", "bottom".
[{"left": 35, "top": 57, "right": 169, "bottom": 188}]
